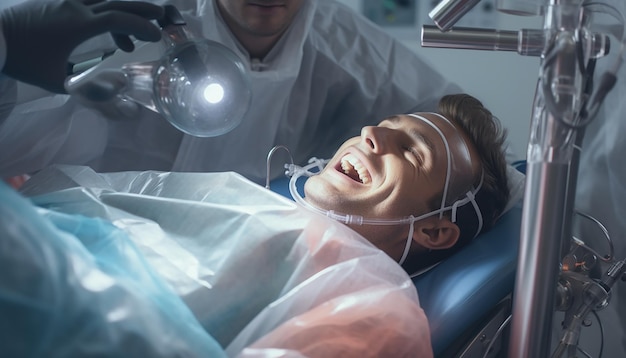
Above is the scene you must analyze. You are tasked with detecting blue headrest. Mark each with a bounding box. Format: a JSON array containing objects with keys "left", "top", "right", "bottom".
[
  {"left": 269, "top": 176, "right": 299, "bottom": 198},
  {"left": 413, "top": 204, "right": 522, "bottom": 356}
]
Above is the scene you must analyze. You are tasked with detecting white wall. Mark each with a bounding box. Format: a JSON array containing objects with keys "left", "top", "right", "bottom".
[{"left": 338, "top": 0, "right": 543, "bottom": 161}]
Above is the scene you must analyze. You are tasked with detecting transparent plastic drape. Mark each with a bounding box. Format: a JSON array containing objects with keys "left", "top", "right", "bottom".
[
  {"left": 0, "top": 180, "right": 226, "bottom": 358},
  {"left": 15, "top": 165, "right": 433, "bottom": 357}
]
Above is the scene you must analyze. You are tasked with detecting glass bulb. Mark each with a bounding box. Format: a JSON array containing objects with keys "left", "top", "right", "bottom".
[{"left": 153, "top": 39, "right": 252, "bottom": 137}]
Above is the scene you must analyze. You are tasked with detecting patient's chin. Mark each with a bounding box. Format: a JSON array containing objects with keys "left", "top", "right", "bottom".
[
  {"left": 302, "top": 177, "right": 339, "bottom": 210},
  {"left": 303, "top": 176, "right": 325, "bottom": 199}
]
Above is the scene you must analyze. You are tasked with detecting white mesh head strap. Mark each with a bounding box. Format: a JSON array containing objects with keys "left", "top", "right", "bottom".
[
  {"left": 450, "top": 170, "right": 484, "bottom": 239},
  {"left": 399, "top": 219, "right": 416, "bottom": 266},
  {"left": 400, "top": 113, "right": 482, "bottom": 264},
  {"left": 416, "top": 113, "right": 476, "bottom": 205}
]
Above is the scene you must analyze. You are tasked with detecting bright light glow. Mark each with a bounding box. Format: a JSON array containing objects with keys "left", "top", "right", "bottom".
[{"left": 203, "top": 83, "right": 225, "bottom": 104}]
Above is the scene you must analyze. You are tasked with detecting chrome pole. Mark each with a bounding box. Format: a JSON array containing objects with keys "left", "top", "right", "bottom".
[
  {"left": 508, "top": 1, "right": 587, "bottom": 356},
  {"left": 422, "top": 1, "right": 615, "bottom": 356}
]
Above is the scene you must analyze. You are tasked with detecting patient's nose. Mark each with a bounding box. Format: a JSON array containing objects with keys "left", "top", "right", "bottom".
[{"left": 361, "top": 126, "right": 390, "bottom": 154}]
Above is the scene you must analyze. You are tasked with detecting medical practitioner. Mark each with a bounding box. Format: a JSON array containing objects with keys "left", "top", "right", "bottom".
[{"left": 0, "top": 0, "right": 463, "bottom": 184}]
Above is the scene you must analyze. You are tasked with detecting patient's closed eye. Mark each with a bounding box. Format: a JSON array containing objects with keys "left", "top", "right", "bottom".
[{"left": 403, "top": 146, "right": 424, "bottom": 167}]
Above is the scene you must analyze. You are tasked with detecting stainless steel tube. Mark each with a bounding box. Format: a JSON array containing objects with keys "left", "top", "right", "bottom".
[
  {"left": 421, "top": 26, "right": 604, "bottom": 58},
  {"left": 509, "top": 1, "right": 587, "bottom": 356},
  {"left": 510, "top": 161, "right": 571, "bottom": 357},
  {"left": 422, "top": 25, "right": 520, "bottom": 51}
]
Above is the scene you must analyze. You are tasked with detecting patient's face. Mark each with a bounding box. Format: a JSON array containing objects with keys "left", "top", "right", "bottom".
[{"left": 304, "top": 113, "right": 475, "bottom": 252}]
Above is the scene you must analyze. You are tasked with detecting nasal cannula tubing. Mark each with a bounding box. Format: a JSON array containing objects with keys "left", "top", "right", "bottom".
[{"left": 285, "top": 158, "right": 483, "bottom": 228}]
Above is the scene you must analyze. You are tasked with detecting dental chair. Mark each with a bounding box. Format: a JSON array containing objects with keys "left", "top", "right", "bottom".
[
  {"left": 269, "top": 165, "right": 524, "bottom": 358},
  {"left": 414, "top": 204, "right": 521, "bottom": 357}
]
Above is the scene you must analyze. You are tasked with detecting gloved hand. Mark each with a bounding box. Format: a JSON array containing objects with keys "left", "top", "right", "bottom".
[{"left": 0, "top": 0, "right": 165, "bottom": 94}]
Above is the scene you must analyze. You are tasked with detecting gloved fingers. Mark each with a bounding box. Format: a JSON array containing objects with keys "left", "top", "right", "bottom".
[
  {"left": 92, "top": 11, "right": 163, "bottom": 45},
  {"left": 89, "top": 1, "right": 164, "bottom": 50},
  {"left": 89, "top": 0, "right": 165, "bottom": 21},
  {"left": 110, "top": 34, "right": 135, "bottom": 52}
]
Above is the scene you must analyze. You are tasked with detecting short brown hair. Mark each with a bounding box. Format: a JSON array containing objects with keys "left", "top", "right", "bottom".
[{"left": 442, "top": 92, "right": 509, "bottom": 223}]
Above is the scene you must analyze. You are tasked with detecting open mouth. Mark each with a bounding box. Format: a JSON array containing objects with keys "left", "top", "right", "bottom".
[{"left": 339, "top": 154, "right": 371, "bottom": 184}]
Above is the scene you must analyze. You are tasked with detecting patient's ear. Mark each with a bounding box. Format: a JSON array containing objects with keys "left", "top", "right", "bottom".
[{"left": 413, "top": 217, "right": 460, "bottom": 250}]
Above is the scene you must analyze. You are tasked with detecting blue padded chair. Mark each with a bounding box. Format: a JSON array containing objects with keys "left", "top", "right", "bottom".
[
  {"left": 414, "top": 205, "right": 521, "bottom": 357},
  {"left": 269, "top": 175, "right": 522, "bottom": 357}
]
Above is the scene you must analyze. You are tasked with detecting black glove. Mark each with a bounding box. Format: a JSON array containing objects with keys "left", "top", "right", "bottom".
[{"left": 0, "top": 0, "right": 165, "bottom": 93}]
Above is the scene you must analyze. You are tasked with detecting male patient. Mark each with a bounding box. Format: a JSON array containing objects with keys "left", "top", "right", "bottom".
[{"left": 11, "top": 93, "right": 510, "bottom": 357}]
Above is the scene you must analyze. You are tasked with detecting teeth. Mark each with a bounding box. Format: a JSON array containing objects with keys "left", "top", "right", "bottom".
[{"left": 340, "top": 154, "right": 371, "bottom": 184}]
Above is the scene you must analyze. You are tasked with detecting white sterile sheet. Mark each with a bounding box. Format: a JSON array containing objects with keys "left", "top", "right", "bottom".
[{"left": 20, "top": 165, "right": 433, "bottom": 358}]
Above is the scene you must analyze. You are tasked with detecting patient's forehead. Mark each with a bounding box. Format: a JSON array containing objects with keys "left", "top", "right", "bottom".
[
  {"left": 378, "top": 113, "right": 458, "bottom": 146},
  {"left": 385, "top": 112, "right": 482, "bottom": 195}
]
